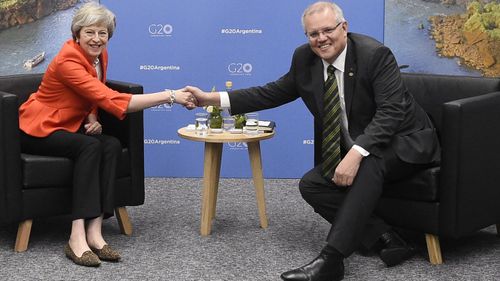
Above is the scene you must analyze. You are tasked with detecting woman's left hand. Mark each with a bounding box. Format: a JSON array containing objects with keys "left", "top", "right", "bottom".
[{"left": 84, "top": 120, "right": 103, "bottom": 135}]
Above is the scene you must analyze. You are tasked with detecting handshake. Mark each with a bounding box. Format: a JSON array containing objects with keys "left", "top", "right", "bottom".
[{"left": 169, "top": 86, "right": 219, "bottom": 110}]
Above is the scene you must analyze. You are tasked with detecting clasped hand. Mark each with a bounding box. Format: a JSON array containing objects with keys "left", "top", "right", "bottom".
[
  {"left": 173, "top": 86, "right": 222, "bottom": 109},
  {"left": 165, "top": 88, "right": 197, "bottom": 109}
]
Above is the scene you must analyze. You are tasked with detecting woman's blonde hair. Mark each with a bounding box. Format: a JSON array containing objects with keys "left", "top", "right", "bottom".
[{"left": 71, "top": 2, "right": 116, "bottom": 40}]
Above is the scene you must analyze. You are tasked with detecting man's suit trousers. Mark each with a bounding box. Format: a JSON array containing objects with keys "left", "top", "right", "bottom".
[{"left": 299, "top": 146, "right": 430, "bottom": 257}]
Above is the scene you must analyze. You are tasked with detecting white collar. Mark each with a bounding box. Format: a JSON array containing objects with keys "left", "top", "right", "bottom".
[{"left": 322, "top": 44, "right": 347, "bottom": 73}]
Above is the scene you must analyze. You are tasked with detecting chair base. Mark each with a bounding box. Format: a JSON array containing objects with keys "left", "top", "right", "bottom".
[
  {"left": 115, "top": 206, "right": 133, "bottom": 236},
  {"left": 425, "top": 233, "right": 443, "bottom": 265},
  {"left": 13, "top": 207, "right": 133, "bottom": 252},
  {"left": 14, "top": 219, "right": 33, "bottom": 252},
  {"left": 425, "top": 224, "right": 500, "bottom": 265}
]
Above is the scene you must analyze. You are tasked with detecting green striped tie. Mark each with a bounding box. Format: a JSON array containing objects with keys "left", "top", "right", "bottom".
[{"left": 321, "top": 65, "right": 341, "bottom": 179}]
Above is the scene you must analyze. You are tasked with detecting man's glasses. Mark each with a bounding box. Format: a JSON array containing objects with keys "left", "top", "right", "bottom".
[
  {"left": 82, "top": 29, "right": 109, "bottom": 39},
  {"left": 305, "top": 21, "right": 343, "bottom": 40}
]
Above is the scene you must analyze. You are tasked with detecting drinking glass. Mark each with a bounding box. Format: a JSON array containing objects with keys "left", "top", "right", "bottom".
[
  {"left": 223, "top": 117, "right": 235, "bottom": 132},
  {"left": 195, "top": 112, "right": 208, "bottom": 136},
  {"left": 244, "top": 112, "right": 259, "bottom": 135}
]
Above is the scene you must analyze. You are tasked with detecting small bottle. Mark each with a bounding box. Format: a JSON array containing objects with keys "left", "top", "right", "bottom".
[{"left": 225, "top": 81, "right": 233, "bottom": 91}]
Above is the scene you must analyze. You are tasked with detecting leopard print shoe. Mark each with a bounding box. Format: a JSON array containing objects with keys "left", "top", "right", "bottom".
[
  {"left": 90, "top": 245, "right": 121, "bottom": 262},
  {"left": 64, "top": 244, "right": 101, "bottom": 267}
]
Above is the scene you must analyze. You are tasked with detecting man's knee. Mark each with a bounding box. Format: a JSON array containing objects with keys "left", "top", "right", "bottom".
[{"left": 299, "top": 169, "right": 316, "bottom": 195}]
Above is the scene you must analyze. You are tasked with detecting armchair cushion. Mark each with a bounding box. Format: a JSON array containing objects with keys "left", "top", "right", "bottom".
[
  {"left": 383, "top": 166, "right": 440, "bottom": 202},
  {"left": 21, "top": 148, "right": 131, "bottom": 189},
  {"left": 21, "top": 154, "right": 72, "bottom": 188}
]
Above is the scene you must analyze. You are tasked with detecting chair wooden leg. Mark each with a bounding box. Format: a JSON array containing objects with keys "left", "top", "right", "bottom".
[
  {"left": 15, "top": 219, "right": 33, "bottom": 252},
  {"left": 425, "top": 233, "right": 443, "bottom": 265},
  {"left": 496, "top": 224, "right": 500, "bottom": 237},
  {"left": 115, "top": 207, "right": 133, "bottom": 236}
]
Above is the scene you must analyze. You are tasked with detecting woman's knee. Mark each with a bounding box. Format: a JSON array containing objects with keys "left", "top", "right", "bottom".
[
  {"left": 103, "top": 136, "right": 122, "bottom": 156},
  {"left": 79, "top": 136, "right": 102, "bottom": 155}
]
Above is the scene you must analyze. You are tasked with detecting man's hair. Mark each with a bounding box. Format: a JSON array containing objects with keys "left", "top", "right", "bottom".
[
  {"left": 71, "top": 2, "right": 116, "bottom": 40},
  {"left": 301, "top": 1, "right": 345, "bottom": 31}
]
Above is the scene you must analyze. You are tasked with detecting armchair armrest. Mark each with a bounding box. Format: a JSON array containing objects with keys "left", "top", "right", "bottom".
[
  {"left": 101, "top": 80, "right": 145, "bottom": 205},
  {"left": 105, "top": 79, "right": 143, "bottom": 95},
  {"left": 0, "top": 91, "right": 23, "bottom": 223},
  {"left": 439, "top": 91, "right": 500, "bottom": 237}
]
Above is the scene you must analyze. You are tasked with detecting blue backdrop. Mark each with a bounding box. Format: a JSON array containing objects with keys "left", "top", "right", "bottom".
[{"left": 101, "top": 0, "right": 385, "bottom": 178}]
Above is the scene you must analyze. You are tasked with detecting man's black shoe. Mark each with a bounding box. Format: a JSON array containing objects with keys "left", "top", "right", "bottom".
[
  {"left": 280, "top": 251, "right": 344, "bottom": 281},
  {"left": 379, "top": 230, "right": 416, "bottom": 267}
]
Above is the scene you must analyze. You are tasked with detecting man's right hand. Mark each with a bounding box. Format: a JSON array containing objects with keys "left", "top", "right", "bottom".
[
  {"left": 332, "top": 148, "right": 363, "bottom": 187},
  {"left": 185, "top": 86, "right": 221, "bottom": 107}
]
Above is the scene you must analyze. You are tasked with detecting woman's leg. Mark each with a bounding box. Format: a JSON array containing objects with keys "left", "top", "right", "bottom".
[
  {"left": 20, "top": 130, "right": 102, "bottom": 255},
  {"left": 86, "top": 214, "right": 122, "bottom": 261},
  {"left": 85, "top": 134, "right": 121, "bottom": 249},
  {"left": 86, "top": 215, "right": 106, "bottom": 249},
  {"left": 93, "top": 134, "right": 121, "bottom": 218},
  {"left": 69, "top": 219, "right": 92, "bottom": 257}
]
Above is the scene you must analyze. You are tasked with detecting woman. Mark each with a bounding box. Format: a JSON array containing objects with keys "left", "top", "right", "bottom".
[{"left": 18, "top": 3, "right": 195, "bottom": 267}]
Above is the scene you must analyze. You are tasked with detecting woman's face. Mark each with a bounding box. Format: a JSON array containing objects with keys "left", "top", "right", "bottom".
[{"left": 77, "top": 24, "right": 109, "bottom": 60}]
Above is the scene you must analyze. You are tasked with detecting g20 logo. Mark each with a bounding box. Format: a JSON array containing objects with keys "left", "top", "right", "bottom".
[
  {"left": 228, "top": 63, "right": 253, "bottom": 75},
  {"left": 148, "top": 24, "right": 173, "bottom": 36},
  {"left": 150, "top": 103, "right": 173, "bottom": 111},
  {"left": 227, "top": 142, "right": 248, "bottom": 149}
]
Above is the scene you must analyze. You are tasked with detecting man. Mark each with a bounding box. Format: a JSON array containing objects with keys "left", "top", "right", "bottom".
[{"left": 187, "top": 2, "right": 440, "bottom": 280}]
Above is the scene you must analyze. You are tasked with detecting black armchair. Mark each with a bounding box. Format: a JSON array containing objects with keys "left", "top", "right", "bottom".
[
  {"left": 0, "top": 73, "right": 145, "bottom": 252},
  {"left": 377, "top": 73, "right": 500, "bottom": 264}
]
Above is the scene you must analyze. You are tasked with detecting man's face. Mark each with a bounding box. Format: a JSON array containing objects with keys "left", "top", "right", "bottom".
[{"left": 303, "top": 8, "right": 347, "bottom": 64}]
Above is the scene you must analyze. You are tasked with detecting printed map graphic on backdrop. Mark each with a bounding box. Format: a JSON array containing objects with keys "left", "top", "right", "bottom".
[
  {"left": 385, "top": 0, "right": 500, "bottom": 77},
  {"left": 0, "top": 0, "right": 97, "bottom": 76}
]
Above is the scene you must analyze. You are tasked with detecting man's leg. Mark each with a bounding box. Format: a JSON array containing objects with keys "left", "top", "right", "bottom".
[
  {"left": 281, "top": 150, "right": 427, "bottom": 280},
  {"left": 299, "top": 164, "right": 390, "bottom": 253},
  {"left": 281, "top": 158, "right": 388, "bottom": 281}
]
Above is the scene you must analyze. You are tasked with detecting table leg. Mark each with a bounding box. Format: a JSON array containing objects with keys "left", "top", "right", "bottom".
[
  {"left": 211, "top": 144, "right": 223, "bottom": 220},
  {"left": 200, "top": 142, "right": 223, "bottom": 236},
  {"left": 247, "top": 141, "right": 268, "bottom": 229}
]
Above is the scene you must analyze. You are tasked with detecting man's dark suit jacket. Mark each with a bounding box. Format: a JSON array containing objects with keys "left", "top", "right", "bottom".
[{"left": 229, "top": 33, "right": 440, "bottom": 167}]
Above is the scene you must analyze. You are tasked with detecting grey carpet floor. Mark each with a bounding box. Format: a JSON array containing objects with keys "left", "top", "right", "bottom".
[{"left": 1, "top": 178, "right": 499, "bottom": 280}]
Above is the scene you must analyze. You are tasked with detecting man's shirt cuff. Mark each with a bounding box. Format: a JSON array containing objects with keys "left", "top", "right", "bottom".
[
  {"left": 219, "top": 91, "right": 231, "bottom": 109},
  {"left": 353, "top": 145, "right": 370, "bottom": 156}
]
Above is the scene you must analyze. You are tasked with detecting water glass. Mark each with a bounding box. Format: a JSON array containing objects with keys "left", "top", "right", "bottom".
[
  {"left": 244, "top": 112, "right": 259, "bottom": 135},
  {"left": 195, "top": 112, "right": 208, "bottom": 136},
  {"left": 223, "top": 117, "right": 235, "bottom": 131}
]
